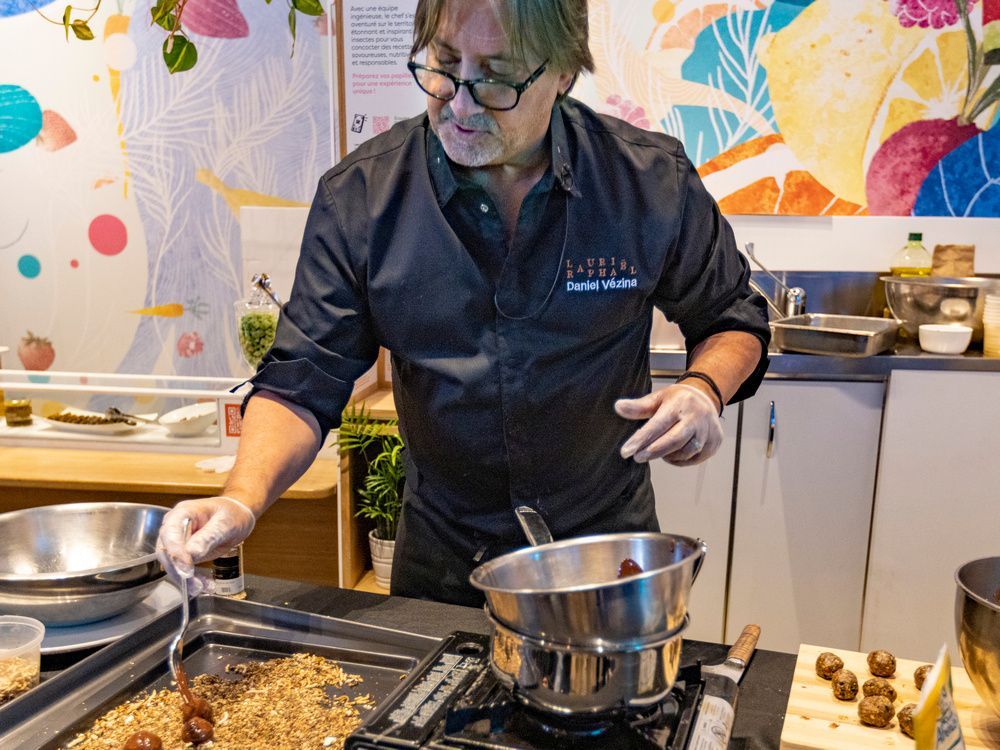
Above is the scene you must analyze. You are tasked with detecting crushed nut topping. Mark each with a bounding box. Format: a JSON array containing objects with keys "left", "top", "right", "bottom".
[
  {"left": 0, "top": 656, "right": 39, "bottom": 705},
  {"left": 60, "top": 653, "right": 375, "bottom": 749}
]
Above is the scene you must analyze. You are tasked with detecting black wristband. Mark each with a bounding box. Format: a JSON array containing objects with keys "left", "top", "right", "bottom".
[{"left": 676, "top": 371, "right": 724, "bottom": 416}]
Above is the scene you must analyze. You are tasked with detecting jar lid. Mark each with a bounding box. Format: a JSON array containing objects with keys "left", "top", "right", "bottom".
[{"left": 4, "top": 399, "right": 30, "bottom": 408}]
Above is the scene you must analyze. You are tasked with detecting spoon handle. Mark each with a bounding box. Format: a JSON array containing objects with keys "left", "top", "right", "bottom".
[{"left": 514, "top": 506, "right": 554, "bottom": 547}]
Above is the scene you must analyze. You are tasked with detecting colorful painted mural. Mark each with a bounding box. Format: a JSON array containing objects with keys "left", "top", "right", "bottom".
[
  {"left": 3, "top": 0, "right": 1000, "bottom": 378},
  {"left": 0, "top": 0, "right": 331, "bottom": 377},
  {"left": 575, "top": 0, "right": 1000, "bottom": 217}
]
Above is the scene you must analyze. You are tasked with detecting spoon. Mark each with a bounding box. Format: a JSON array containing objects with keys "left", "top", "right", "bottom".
[
  {"left": 105, "top": 407, "right": 158, "bottom": 425},
  {"left": 167, "top": 518, "right": 196, "bottom": 704}
]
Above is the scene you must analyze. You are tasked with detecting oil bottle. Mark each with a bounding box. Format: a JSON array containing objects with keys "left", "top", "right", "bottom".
[{"left": 890, "top": 232, "right": 932, "bottom": 277}]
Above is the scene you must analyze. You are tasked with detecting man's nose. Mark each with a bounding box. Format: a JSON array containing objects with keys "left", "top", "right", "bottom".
[{"left": 449, "top": 81, "right": 485, "bottom": 120}]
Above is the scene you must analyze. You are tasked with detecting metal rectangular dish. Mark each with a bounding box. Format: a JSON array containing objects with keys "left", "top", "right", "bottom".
[
  {"left": 0, "top": 595, "right": 441, "bottom": 749},
  {"left": 770, "top": 314, "right": 899, "bottom": 357}
]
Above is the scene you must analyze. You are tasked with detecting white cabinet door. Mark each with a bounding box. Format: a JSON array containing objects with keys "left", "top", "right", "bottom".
[
  {"left": 862, "top": 370, "right": 1000, "bottom": 662},
  {"left": 726, "top": 381, "right": 885, "bottom": 653},
  {"left": 649, "top": 377, "right": 739, "bottom": 643}
]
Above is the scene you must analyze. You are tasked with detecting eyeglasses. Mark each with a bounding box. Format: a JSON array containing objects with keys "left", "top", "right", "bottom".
[{"left": 407, "top": 59, "right": 549, "bottom": 111}]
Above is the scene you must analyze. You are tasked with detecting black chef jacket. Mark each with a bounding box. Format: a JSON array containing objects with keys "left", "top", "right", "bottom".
[{"left": 247, "top": 97, "right": 770, "bottom": 606}]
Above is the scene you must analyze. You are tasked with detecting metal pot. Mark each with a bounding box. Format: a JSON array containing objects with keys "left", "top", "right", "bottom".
[
  {"left": 488, "top": 613, "right": 687, "bottom": 715},
  {"left": 469, "top": 531, "right": 705, "bottom": 646}
]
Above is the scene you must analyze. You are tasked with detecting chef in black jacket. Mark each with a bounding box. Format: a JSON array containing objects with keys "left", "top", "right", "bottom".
[{"left": 157, "top": 0, "right": 770, "bottom": 606}]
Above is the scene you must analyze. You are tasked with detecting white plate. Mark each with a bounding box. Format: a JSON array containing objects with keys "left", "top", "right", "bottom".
[
  {"left": 39, "top": 408, "right": 154, "bottom": 436},
  {"left": 40, "top": 580, "right": 181, "bottom": 654}
]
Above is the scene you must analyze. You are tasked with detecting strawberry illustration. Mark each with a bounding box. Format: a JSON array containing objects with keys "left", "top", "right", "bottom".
[{"left": 17, "top": 331, "right": 55, "bottom": 371}]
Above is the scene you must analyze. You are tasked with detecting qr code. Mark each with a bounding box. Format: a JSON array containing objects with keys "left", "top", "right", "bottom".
[{"left": 373, "top": 116, "right": 390, "bottom": 134}]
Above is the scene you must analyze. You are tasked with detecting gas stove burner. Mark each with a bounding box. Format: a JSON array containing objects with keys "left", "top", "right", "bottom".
[{"left": 345, "top": 632, "right": 706, "bottom": 750}]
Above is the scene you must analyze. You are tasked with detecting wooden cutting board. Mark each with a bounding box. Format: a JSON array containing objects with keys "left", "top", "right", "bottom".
[{"left": 780, "top": 643, "right": 1000, "bottom": 749}]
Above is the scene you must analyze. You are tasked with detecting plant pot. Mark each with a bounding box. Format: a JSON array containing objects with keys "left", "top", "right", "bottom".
[{"left": 368, "top": 530, "right": 395, "bottom": 590}]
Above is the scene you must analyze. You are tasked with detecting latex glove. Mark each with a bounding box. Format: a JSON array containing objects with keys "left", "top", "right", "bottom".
[
  {"left": 156, "top": 496, "right": 256, "bottom": 580},
  {"left": 615, "top": 383, "right": 724, "bottom": 466}
]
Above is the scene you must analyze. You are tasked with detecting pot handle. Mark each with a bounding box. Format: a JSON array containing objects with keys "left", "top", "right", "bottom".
[
  {"left": 515, "top": 506, "right": 554, "bottom": 547},
  {"left": 691, "top": 540, "right": 708, "bottom": 583}
]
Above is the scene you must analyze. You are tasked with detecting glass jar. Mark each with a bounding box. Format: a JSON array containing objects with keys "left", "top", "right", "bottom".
[
  {"left": 234, "top": 295, "right": 279, "bottom": 372},
  {"left": 212, "top": 545, "right": 246, "bottom": 599},
  {"left": 3, "top": 399, "right": 32, "bottom": 427}
]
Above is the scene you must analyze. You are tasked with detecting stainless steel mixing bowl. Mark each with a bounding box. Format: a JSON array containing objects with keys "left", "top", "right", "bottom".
[
  {"left": 955, "top": 556, "right": 1000, "bottom": 719},
  {"left": 469, "top": 532, "right": 705, "bottom": 646},
  {"left": 882, "top": 276, "right": 1000, "bottom": 340},
  {"left": 0, "top": 503, "right": 166, "bottom": 626}
]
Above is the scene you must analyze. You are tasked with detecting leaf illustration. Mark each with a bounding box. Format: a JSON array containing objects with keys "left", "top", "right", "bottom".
[
  {"left": 0, "top": 84, "right": 43, "bottom": 153},
  {"left": 676, "top": 1, "right": 809, "bottom": 163},
  {"left": 163, "top": 34, "right": 198, "bottom": 73},
  {"left": 182, "top": 0, "right": 249, "bottom": 39},
  {"left": 914, "top": 125, "right": 1000, "bottom": 216}
]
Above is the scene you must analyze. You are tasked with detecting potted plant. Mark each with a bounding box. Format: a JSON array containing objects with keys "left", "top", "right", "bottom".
[{"left": 337, "top": 404, "right": 404, "bottom": 589}]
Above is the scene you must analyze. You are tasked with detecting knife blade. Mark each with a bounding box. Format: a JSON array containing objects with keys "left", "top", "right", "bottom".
[{"left": 687, "top": 624, "right": 761, "bottom": 750}]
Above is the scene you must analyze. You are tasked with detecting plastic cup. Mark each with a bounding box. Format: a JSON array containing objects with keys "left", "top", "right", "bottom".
[
  {"left": 984, "top": 322, "right": 1000, "bottom": 358},
  {"left": 0, "top": 616, "right": 44, "bottom": 705}
]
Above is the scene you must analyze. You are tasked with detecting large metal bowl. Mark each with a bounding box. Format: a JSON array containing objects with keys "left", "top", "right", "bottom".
[
  {"left": 882, "top": 276, "right": 1000, "bottom": 340},
  {"left": 0, "top": 503, "right": 166, "bottom": 626},
  {"left": 469, "top": 532, "right": 705, "bottom": 646},
  {"left": 955, "top": 556, "right": 1000, "bottom": 719}
]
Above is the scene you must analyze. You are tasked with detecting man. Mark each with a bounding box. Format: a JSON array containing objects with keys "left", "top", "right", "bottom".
[{"left": 157, "top": 0, "right": 770, "bottom": 606}]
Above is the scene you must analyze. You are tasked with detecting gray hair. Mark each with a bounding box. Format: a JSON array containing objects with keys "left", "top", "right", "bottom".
[{"left": 411, "top": 0, "right": 595, "bottom": 77}]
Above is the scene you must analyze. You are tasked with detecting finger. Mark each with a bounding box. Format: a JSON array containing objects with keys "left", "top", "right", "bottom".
[
  {"left": 614, "top": 391, "right": 662, "bottom": 421},
  {"left": 621, "top": 401, "right": 682, "bottom": 459},
  {"left": 633, "top": 422, "right": 695, "bottom": 463},
  {"left": 661, "top": 433, "right": 704, "bottom": 464},
  {"left": 188, "top": 571, "right": 214, "bottom": 596},
  {"left": 185, "top": 517, "right": 233, "bottom": 564},
  {"left": 156, "top": 545, "right": 193, "bottom": 580},
  {"left": 664, "top": 426, "right": 724, "bottom": 467}
]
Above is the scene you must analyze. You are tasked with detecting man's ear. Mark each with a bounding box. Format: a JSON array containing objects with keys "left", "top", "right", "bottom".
[{"left": 558, "top": 72, "right": 578, "bottom": 98}]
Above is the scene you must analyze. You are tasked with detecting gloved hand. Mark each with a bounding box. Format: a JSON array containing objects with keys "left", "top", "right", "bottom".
[
  {"left": 156, "top": 496, "right": 256, "bottom": 580},
  {"left": 615, "top": 383, "right": 724, "bottom": 466}
]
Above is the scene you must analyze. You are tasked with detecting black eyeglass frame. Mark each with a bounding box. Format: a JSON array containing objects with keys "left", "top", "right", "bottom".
[{"left": 406, "top": 59, "right": 550, "bottom": 111}]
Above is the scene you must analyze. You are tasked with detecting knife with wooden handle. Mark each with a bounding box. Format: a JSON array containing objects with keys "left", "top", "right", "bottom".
[{"left": 687, "top": 624, "right": 761, "bottom": 750}]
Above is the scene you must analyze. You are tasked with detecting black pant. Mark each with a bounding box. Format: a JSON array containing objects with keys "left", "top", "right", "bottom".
[{"left": 389, "top": 480, "right": 659, "bottom": 607}]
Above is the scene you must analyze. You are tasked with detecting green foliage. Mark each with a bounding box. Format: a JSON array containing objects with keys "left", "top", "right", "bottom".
[
  {"left": 43, "top": 0, "right": 324, "bottom": 73},
  {"left": 339, "top": 403, "right": 404, "bottom": 542}
]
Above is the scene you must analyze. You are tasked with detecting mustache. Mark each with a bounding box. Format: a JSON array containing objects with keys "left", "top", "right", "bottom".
[{"left": 440, "top": 105, "right": 498, "bottom": 133}]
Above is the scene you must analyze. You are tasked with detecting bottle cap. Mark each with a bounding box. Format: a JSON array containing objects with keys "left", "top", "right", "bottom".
[{"left": 908, "top": 232, "right": 923, "bottom": 241}]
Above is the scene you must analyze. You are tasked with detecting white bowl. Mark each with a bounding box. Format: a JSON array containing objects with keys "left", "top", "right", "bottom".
[
  {"left": 158, "top": 402, "right": 218, "bottom": 437},
  {"left": 918, "top": 324, "right": 973, "bottom": 354}
]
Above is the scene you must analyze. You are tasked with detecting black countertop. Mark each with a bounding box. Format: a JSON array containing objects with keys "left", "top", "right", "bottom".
[{"left": 41, "top": 575, "right": 797, "bottom": 749}]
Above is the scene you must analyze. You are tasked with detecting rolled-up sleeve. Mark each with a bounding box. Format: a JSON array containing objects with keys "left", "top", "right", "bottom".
[
  {"left": 652, "top": 143, "right": 770, "bottom": 403},
  {"left": 244, "top": 177, "right": 379, "bottom": 440}
]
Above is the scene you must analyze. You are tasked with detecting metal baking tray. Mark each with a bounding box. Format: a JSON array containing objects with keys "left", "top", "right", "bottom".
[
  {"left": 0, "top": 595, "right": 441, "bottom": 749},
  {"left": 771, "top": 314, "right": 899, "bottom": 357}
]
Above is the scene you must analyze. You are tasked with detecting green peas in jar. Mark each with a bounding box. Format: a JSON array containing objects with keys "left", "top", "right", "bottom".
[{"left": 238, "top": 311, "right": 278, "bottom": 368}]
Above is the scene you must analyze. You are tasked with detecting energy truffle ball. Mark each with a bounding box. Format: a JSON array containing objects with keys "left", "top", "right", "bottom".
[
  {"left": 867, "top": 649, "right": 896, "bottom": 678},
  {"left": 815, "top": 651, "right": 844, "bottom": 679},
  {"left": 859, "top": 695, "right": 895, "bottom": 727},
  {"left": 898, "top": 703, "right": 917, "bottom": 738},
  {"left": 832, "top": 669, "right": 859, "bottom": 700},
  {"left": 863, "top": 677, "right": 897, "bottom": 702},
  {"left": 181, "top": 717, "right": 214, "bottom": 745},
  {"left": 914, "top": 664, "right": 933, "bottom": 691}
]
